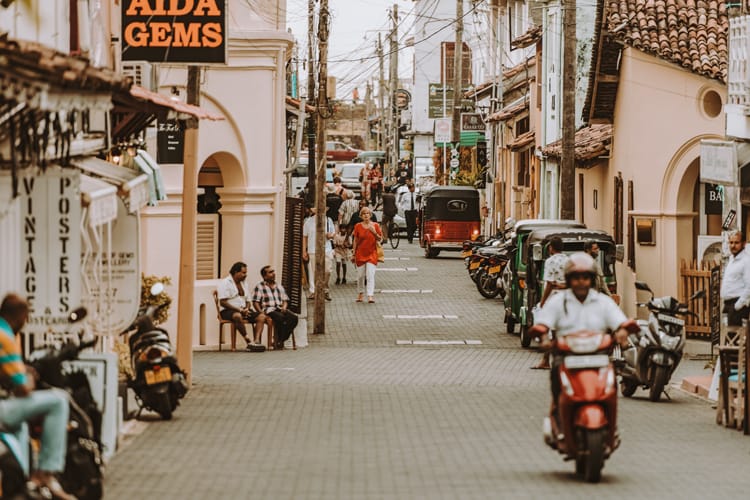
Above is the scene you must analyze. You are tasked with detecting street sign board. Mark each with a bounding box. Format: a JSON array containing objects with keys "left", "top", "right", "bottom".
[
  {"left": 157, "top": 120, "right": 184, "bottom": 164},
  {"left": 434, "top": 118, "right": 452, "bottom": 143},
  {"left": 700, "top": 140, "right": 736, "bottom": 185},
  {"left": 460, "top": 113, "right": 485, "bottom": 132},
  {"left": 428, "top": 84, "right": 474, "bottom": 118}
]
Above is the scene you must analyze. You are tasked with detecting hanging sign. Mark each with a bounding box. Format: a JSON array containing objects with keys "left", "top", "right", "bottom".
[
  {"left": 704, "top": 183, "right": 723, "bottom": 215},
  {"left": 121, "top": 0, "right": 227, "bottom": 63},
  {"left": 700, "top": 140, "right": 736, "bottom": 185},
  {"left": 157, "top": 120, "right": 185, "bottom": 164},
  {"left": 21, "top": 169, "right": 83, "bottom": 335},
  {"left": 434, "top": 118, "right": 452, "bottom": 144},
  {"left": 460, "top": 113, "right": 485, "bottom": 132}
]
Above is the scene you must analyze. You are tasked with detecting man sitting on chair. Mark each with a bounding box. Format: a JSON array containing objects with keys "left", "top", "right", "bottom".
[
  {"left": 218, "top": 262, "right": 266, "bottom": 350},
  {"left": 252, "top": 265, "right": 298, "bottom": 350}
]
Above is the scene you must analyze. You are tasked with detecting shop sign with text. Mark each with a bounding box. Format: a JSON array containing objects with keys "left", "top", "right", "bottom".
[
  {"left": 121, "top": 0, "right": 227, "bottom": 63},
  {"left": 157, "top": 120, "right": 185, "bottom": 163}
]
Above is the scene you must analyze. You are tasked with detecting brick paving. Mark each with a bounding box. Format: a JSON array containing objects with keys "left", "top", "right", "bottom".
[{"left": 104, "top": 244, "right": 750, "bottom": 499}]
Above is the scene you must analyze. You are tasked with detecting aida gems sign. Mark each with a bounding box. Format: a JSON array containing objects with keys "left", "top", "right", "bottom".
[{"left": 121, "top": 0, "right": 226, "bottom": 63}]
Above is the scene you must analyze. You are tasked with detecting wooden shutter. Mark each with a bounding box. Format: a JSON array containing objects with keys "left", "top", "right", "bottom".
[
  {"left": 196, "top": 214, "right": 219, "bottom": 280},
  {"left": 283, "top": 196, "right": 304, "bottom": 314},
  {"left": 627, "top": 180, "right": 635, "bottom": 271}
]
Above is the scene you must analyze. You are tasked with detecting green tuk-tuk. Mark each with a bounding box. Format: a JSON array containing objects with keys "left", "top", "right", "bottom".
[
  {"left": 516, "top": 227, "right": 620, "bottom": 348},
  {"left": 503, "top": 219, "right": 585, "bottom": 342}
]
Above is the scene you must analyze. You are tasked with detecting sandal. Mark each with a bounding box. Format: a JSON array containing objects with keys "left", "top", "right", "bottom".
[
  {"left": 368, "top": 296, "right": 375, "bottom": 303},
  {"left": 356, "top": 293, "right": 364, "bottom": 302}
]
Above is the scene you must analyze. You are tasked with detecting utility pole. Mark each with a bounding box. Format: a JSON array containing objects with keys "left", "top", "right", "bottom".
[
  {"left": 377, "top": 34, "right": 385, "bottom": 152},
  {"left": 451, "top": 0, "right": 464, "bottom": 145},
  {"left": 175, "top": 65, "right": 201, "bottom": 386},
  {"left": 313, "top": 0, "right": 330, "bottom": 334},
  {"left": 365, "top": 81, "right": 372, "bottom": 149},
  {"left": 389, "top": 3, "right": 399, "bottom": 171},
  {"left": 307, "top": 0, "right": 317, "bottom": 205},
  {"left": 560, "top": 0, "right": 576, "bottom": 220}
]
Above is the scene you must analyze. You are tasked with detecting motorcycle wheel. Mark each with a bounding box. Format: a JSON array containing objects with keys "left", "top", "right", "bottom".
[
  {"left": 520, "top": 325, "right": 532, "bottom": 348},
  {"left": 620, "top": 380, "right": 638, "bottom": 398},
  {"left": 476, "top": 271, "right": 501, "bottom": 299},
  {"left": 62, "top": 444, "right": 103, "bottom": 500},
  {"left": 152, "top": 392, "right": 174, "bottom": 420},
  {"left": 649, "top": 365, "right": 669, "bottom": 402},
  {"left": 0, "top": 450, "right": 27, "bottom": 499},
  {"left": 582, "top": 428, "right": 606, "bottom": 483}
]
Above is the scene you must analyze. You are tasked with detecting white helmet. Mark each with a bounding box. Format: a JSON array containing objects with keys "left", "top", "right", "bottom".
[{"left": 564, "top": 252, "right": 597, "bottom": 281}]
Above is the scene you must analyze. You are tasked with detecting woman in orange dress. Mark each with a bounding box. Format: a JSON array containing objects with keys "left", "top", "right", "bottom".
[{"left": 351, "top": 206, "right": 383, "bottom": 303}]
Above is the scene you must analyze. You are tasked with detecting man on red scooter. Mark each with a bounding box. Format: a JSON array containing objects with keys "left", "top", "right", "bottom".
[{"left": 532, "top": 253, "right": 631, "bottom": 426}]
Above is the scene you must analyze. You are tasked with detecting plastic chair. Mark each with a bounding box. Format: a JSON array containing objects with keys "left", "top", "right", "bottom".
[{"left": 213, "top": 290, "right": 248, "bottom": 351}]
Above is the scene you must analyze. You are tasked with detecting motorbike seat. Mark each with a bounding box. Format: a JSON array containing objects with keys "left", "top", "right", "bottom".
[
  {"left": 132, "top": 338, "right": 172, "bottom": 355},
  {"left": 129, "top": 330, "right": 170, "bottom": 348}
]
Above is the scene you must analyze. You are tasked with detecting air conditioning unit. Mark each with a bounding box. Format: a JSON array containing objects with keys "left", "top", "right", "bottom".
[{"left": 121, "top": 61, "right": 156, "bottom": 90}]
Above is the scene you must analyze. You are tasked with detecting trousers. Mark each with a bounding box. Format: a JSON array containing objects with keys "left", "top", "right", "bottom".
[{"left": 268, "top": 309, "right": 298, "bottom": 344}]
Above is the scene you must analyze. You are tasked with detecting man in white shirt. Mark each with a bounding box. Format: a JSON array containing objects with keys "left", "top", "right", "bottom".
[
  {"left": 217, "top": 262, "right": 267, "bottom": 349},
  {"left": 397, "top": 183, "right": 418, "bottom": 243},
  {"left": 533, "top": 237, "right": 569, "bottom": 369},
  {"left": 303, "top": 206, "right": 335, "bottom": 301},
  {"left": 720, "top": 230, "right": 750, "bottom": 326}
]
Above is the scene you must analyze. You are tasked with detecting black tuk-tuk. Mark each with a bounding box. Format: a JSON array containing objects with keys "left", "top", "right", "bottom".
[
  {"left": 419, "top": 186, "right": 481, "bottom": 258},
  {"left": 516, "top": 227, "right": 618, "bottom": 348},
  {"left": 504, "top": 219, "right": 585, "bottom": 340}
]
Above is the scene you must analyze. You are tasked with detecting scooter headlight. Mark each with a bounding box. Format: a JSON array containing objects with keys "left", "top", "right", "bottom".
[{"left": 659, "top": 333, "right": 680, "bottom": 351}]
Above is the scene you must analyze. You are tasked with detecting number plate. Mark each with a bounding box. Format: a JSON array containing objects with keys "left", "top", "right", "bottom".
[
  {"left": 461, "top": 250, "right": 471, "bottom": 258},
  {"left": 563, "top": 354, "right": 610, "bottom": 369},
  {"left": 469, "top": 261, "right": 481, "bottom": 270},
  {"left": 145, "top": 366, "right": 172, "bottom": 385},
  {"left": 489, "top": 265, "right": 502, "bottom": 274},
  {"left": 657, "top": 314, "right": 684, "bottom": 326}
]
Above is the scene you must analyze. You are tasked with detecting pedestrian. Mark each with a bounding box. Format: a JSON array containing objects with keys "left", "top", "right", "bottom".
[
  {"left": 333, "top": 225, "right": 351, "bottom": 285},
  {"left": 338, "top": 189, "right": 359, "bottom": 233},
  {"left": 0, "top": 294, "right": 77, "bottom": 500},
  {"left": 348, "top": 198, "right": 378, "bottom": 228},
  {"left": 359, "top": 161, "right": 373, "bottom": 205},
  {"left": 351, "top": 206, "right": 383, "bottom": 304},
  {"left": 533, "top": 236, "right": 569, "bottom": 370},
  {"left": 302, "top": 206, "right": 335, "bottom": 301},
  {"left": 370, "top": 164, "right": 383, "bottom": 208},
  {"left": 398, "top": 183, "right": 419, "bottom": 244},
  {"left": 583, "top": 239, "right": 612, "bottom": 297},
  {"left": 381, "top": 189, "right": 398, "bottom": 243},
  {"left": 326, "top": 177, "right": 345, "bottom": 224},
  {"left": 252, "top": 266, "right": 298, "bottom": 350},
  {"left": 720, "top": 230, "right": 750, "bottom": 326}
]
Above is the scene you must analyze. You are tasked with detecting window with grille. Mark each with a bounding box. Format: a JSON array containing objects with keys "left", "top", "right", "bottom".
[{"left": 440, "top": 42, "right": 473, "bottom": 87}]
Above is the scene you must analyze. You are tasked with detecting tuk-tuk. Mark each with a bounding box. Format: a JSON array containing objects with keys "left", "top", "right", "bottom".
[
  {"left": 419, "top": 186, "right": 481, "bottom": 258},
  {"left": 503, "top": 219, "right": 585, "bottom": 340},
  {"left": 516, "top": 227, "right": 619, "bottom": 348}
]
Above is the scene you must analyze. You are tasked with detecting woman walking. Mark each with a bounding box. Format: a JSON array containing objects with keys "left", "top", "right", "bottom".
[{"left": 351, "top": 206, "right": 383, "bottom": 303}]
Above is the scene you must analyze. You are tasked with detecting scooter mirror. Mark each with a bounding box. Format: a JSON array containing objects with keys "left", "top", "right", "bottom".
[
  {"left": 150, "top": 282, "right": 165, "bottom": 296},
  {"left": 634, "top": 281, "right": 651, "bottom": 292},
  {"left": 68, "top": 307, "right": 87, "bottom": 323}
]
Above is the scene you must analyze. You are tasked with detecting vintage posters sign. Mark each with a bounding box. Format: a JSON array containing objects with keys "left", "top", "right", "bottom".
[
  {"left": 121, "top": 0, "right": 227, "bottom": 63},
  {"left": 21, "top": 169, "right": 83, "bottom": 335}
]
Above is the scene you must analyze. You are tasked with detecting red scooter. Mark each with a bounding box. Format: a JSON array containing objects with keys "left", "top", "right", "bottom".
[{"left": 531, "top": 322, "right": 638, "bottom": 483}]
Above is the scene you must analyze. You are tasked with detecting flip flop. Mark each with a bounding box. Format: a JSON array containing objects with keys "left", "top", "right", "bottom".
[
  {"left": 368, "top": 297, "right": 375, "bottom": 303},
  {"left": 356, "top": 294, "right": 364, "bottom": 303}
]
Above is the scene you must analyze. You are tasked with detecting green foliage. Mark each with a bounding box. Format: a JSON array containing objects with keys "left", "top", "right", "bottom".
[{"left": 141, "top": 274, "right": 172, "bottom": 325}]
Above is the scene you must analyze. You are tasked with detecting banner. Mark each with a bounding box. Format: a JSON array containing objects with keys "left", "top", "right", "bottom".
[{"left": 121, "top": 0, "right": 227, "bottom": 63}]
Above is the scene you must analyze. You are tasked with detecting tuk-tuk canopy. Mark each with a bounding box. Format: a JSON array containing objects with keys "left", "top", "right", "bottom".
[
  {"left": 421, "top": 186, "right": 480, "bottom": 222},
  {"left": 512, "top": 219, "right": 585, "bottom": 235},
  {"left": 525, "top": 227, "right": 615, "bottom": 247}
]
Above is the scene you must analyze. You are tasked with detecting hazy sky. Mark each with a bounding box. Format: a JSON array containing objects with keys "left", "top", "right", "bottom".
[{"left": 287, "top": 0, "right": 415, "bottom": 100}]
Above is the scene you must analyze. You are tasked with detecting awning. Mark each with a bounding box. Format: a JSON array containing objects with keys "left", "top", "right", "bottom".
[
  {"left": 508, "top": 130, "right": 535, "bottom": 151},
  {"left": 541, "top": 124, "right": 613, "bottom": 165},
  {"left": 487, "top": 98, "right": 529, "bottom": 123},
  {"left": 71, "top": 157, "right": 150, "bottom": 213},
  {"left": 79, "top": 175, "right": 118, "bottom": 226}
]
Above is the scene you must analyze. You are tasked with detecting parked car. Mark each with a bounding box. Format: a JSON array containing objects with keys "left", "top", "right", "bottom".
[
  {"left": 354, "top": 150, "right": 385, "bottom": 164},
  {"left": 338, "top": 163, "right": 363, "bottom": 197},
  {"left": 326, "top": 141, "right": 361, "bottom": 162}
]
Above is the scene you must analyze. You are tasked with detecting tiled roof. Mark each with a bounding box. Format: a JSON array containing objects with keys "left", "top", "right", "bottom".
[
  {"left": 508, "top": 130, "right": 535, "bottom": 151},
  {"left": 487, "top": 98, "right": 529, "bottom": 122},
  {"left": 606, "top": 0, "right": 728, "bottom": 82},
  {"left": 504, "top": 58, "right": 535, "bottom": 80},
  {"left": 464, "top": 58, "right": 536, "bottom": 100},
  {"left": 542, "top": 124, "right": 613, "bottom": 163},
  {"left": 511, "top": 25, "right": 543, "bottom": 50}
]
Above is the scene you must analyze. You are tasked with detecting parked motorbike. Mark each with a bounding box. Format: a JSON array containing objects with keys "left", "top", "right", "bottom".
[
  {"left": 533, "top": 322, "right": 639, "bottom": 483},
  {"left": 615, "top": 281, "right": 705, "bottom": 402},
  {"left": 121, "top": 283, "right": 188, "bottom": 420},
  {"left": 473, "top": 246, "right": 509, "bottom": 299},
  {"left": 1, "top": 307, "right": 103, "bottom": 500}
]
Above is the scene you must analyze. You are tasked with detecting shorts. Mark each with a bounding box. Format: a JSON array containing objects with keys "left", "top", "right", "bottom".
[
  {"left": 334, "top": 250, "right": 350, "bottom": 263},
  {"left": 308, "top": 252, "right": 334, "bottom": 274},
  {"left": 220, "top": 309, "right": 260, "bottom": 322}
]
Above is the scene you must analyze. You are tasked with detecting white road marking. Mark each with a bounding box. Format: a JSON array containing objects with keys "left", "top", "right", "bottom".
[
  {"left": 384, "top": 257, "right": 411, "bottom": 261},
  {"left": 379, "top": 289, "right": 432, "bottom": 294},
  {"left": 396, "top": 340, "right": 483, "bottom": 345},
  {"left": 382, "top": 314, "right": 458, "bottom": 319},
  {"left": 376, "top": 268, "right": 419, "bottom": 272}
]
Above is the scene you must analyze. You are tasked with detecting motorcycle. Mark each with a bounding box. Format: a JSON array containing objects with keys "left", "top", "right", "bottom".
[
  {"left": 615, "top": 281, "right": 705, "bottom": 402},
  {"left": 2, "top": 307, "right": 103, "bottom": 500},
  {"left": 121, "top": 283, "right": 188, "bottom": 420},
  {"left": 473, "top": 246, "right": 509, "bottom": 299},
  {"left": 533, "top": 321, "right": 639, "bottom": 483}
]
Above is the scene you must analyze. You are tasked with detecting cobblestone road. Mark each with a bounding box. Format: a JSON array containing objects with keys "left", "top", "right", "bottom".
[{"left": 105, "top": 243, "right": 750, "bottom": 499}]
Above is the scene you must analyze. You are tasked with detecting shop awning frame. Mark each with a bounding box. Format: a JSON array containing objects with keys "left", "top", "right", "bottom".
[
  {"left": 71, "top": 156, "right": 150, "bottom": 213},
  {"left": 79, "top": 174, "right": 118, "bottom": 226}
]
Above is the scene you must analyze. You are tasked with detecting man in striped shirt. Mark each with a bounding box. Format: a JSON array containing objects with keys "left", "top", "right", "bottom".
[
  {"left": 0, "top": 294, "right": 75, "bottom": 499},
  {"left": 252, "top": 266, "right": 298, "bottom": 350}
]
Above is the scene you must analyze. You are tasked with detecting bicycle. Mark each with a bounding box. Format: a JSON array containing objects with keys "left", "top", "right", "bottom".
[{"left": 387, "top": 220, "right": 400, "bottom": 249}]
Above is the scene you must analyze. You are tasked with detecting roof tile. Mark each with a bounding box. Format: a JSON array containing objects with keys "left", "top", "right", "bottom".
[{"left": 542, "top": 124, "right": 613, "bottom": 162}]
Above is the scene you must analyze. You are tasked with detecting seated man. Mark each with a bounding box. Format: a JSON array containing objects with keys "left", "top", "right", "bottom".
[
  {"left": 218, "top": 262, "right": 267, "bottom": 350},
  {"left": 252, "top": 266, "right": 298, "bottom": 350},
  {"left": 0, "top": 294, "right": 76, "bottom": 500}
]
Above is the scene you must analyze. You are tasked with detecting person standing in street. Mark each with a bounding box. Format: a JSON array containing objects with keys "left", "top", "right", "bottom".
[
  {"left": 359, "top": 161, "right": 373, "bottom": 205},
  {"left": 720, "top": 230, "right": 750, "bottom": 326},
  {"left": 252, "top": 266, "right": 298, "bottom": 350},
  {"left": 333, "top": 225, "right": 351, "bottom": 285},
  {"left": 303, "top": 206, "right": 335, "bottom": 301},
  {"left": 533, "top": 237, "right": 569, "bottom": 370},
  {"left": 0, "top": 294, "right": 76, "bottom": 500},
  {"left": 583, "top": 240, "right": 612, "bottom": 297},
  {"left": 352, "top": 206, "right": 383, "bottom": 304},
  {"left": 380, "top": 189, "right": 398, "bottom": 244},
  {"left": 398, "top": 183, "right": 418, "bottom": 244},
  {"left": 370, "top": 164, "right": 383, "bottom": 208}
]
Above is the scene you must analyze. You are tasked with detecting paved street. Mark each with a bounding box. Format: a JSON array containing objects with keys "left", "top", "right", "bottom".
[{"left": 105, "top": 243, "right": 750, "bottom": 499}]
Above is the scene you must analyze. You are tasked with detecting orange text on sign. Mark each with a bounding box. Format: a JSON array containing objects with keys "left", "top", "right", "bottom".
[{"left": 124, "top": 22, "right": 222, "bottom": 48}]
